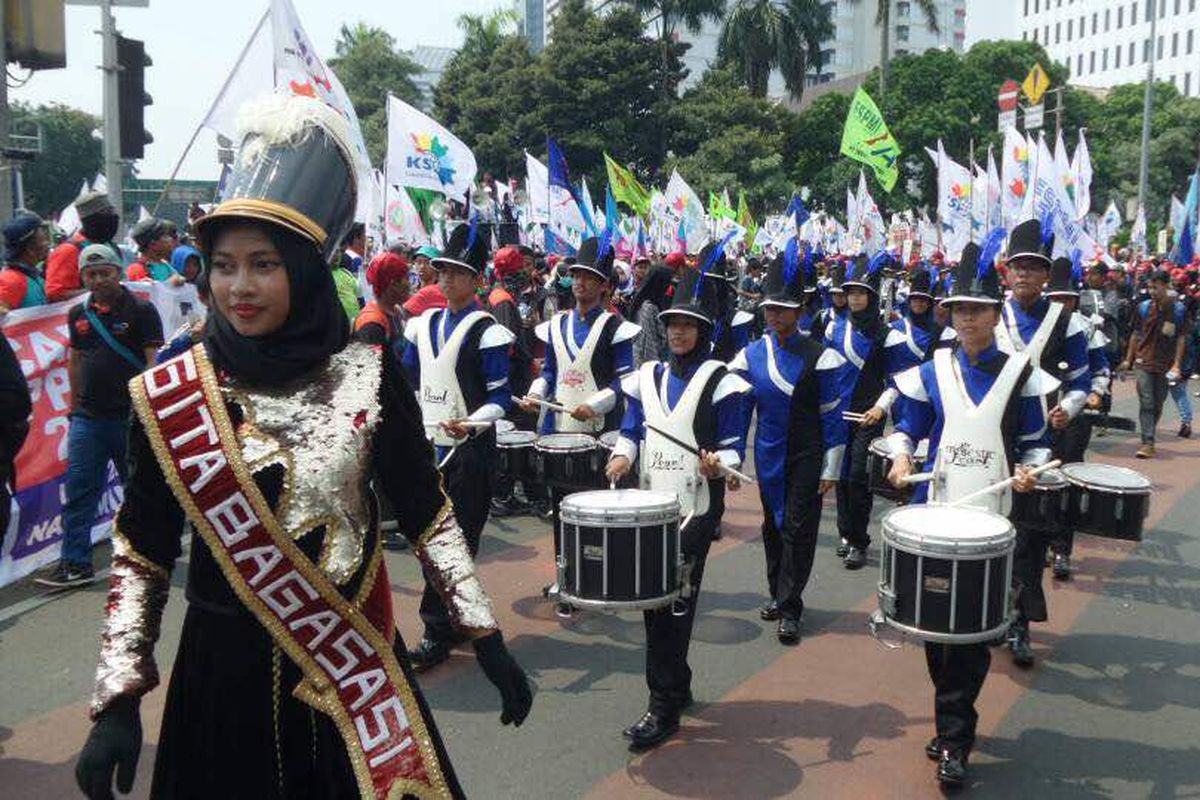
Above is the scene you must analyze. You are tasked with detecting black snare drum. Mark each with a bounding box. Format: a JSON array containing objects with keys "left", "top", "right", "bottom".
[
  {"left": 867, "top": 438, "right": 928, "bottom": 503},
  {"left": 1009, "top": 468, "right": 1069, "bottom": 531},
  {"left": 497, "top": 430, "right": 537, "bottom": 483},
  {"left": 558, "top": 489, "right": 682, "bottom": 611},
  {"left": 535, "top": 433, "right": 603, "bottom": 490},
  {"left": 1061, "top": 463, "right": 1151, "bottom": 541},
  {"left": 878, "top": 505, "right": 1015, "bottom": 644}
]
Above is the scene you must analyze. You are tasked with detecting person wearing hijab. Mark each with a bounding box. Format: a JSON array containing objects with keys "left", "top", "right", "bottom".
[
  {"left": 873, "top": 263, "right": 944, "bottom": 424},
  {"left": 826, "top": 251, "right": 894, "bottom": 569},
  {"left": 729, "top": 241, "right": 848, "bottom": 645},
  {"left": 813, "top": 261, "right": 848, "bottom": 345},
  {"left": 74, "top": 94, "right": 530, "bottom": 800},
  {"left": 169, "top": 243, "right": 204, "bottom": 283},
  {"left": 605, "top": 260, "right": 749, "bottom": 750},
  {"left": 629, "top": 263, "right": 673, "bottom": 367}
]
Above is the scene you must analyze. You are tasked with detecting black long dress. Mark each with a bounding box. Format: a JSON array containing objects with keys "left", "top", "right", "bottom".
[{"left": 114, "top": 344, "right": 464, "bottom": 799}]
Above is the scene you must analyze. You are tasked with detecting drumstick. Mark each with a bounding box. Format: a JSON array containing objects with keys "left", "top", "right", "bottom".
[
  {"left": 842, "top": 411, "right": 867, "bottom": 422},
  {"left": 947, "top": 460, "right": 1062, "bottom": 508},
  {"left": 513, "top": 394, "right": 573, "bottom": 415},
  {"left": 436, "top": 445, "right": 459, "bottom": 470},
  {"left": 899, "top": 472, "right": 935, "bottom": 485},
  {"left": 678, "top": 511, "right": 696, "bottom": 532},
  {"left": 424, "top": 420, "right": 494, "bottom": 430},
  {"left": 642, "top": 422, "right": 757, "bottom": 485}
]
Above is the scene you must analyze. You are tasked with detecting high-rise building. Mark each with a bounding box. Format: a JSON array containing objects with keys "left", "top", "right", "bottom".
[
  {"left": 672, "top": 0, "right": 967, "bottom": 93},
  {"left": 523, "top": 0, "right": 547, "bottom": 54},
  {"left": 1018, "top": 0, "right": 1199, "bottom": 97},
  {"left": 409, "top": 46, "right": 458, "bottom": 111}
]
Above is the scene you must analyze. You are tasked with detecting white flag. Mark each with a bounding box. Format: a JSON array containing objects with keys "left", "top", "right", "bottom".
[
  {"left": 855, "top": 171, "right": 886, "bottom": 255},
  {"left": 1097, "top": 200, "right": 1122, "bottom": 248},
  {"left": 971, "top": 162, "right": 989, "bottom": 242},
  {"left": 1071, "top": 129, "right": 1093, "bottom": 220},
  {"left": 1130, "top": 205, "right": 1147, "bottom": 252},
  {"left": 525, "top": 151, "right": 585, "bottom": 249},
  {"left": 1001, "top": 126, "right": 1034, "bottom": 229},
  {"left": 930, "top": 141, "right": 972, "bottom": 262},
  {"left": 664, "top": 170, "right": 706, "bottom": 252},
  {"left": 384, "top": 182, "right": 429, "bottom": 246},
  {"left": 1029, "top": 134, "right": 1105, "bottom": 262},
  {"left": 385, "top": 95, "right": 476, "bottom": 199},
  {"left": 1053, "top": 130, "right": 1078, "bottom": 219},
  {"left": 1170, "top": 194, "right": 1186, "bottom": 233}
]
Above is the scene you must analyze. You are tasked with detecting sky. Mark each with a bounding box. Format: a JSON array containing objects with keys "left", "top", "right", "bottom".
[
  {"left": 965, "top": 0, "right": 1019, "bottom": 49},
  {"left": 11, "top": 0, "right": 507, "bottom": 182}
]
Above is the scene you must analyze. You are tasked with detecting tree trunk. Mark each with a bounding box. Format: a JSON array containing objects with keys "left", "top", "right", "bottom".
[{"left": 879, "top": 1, "right": 890, "bottom": 96}]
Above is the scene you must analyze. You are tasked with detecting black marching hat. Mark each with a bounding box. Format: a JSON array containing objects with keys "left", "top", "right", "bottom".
[
  {"left": 842, "top": 251, "right": 891, "bottom": 294},
  {"left": 943, "top": 229, "right": 1006, "bottom": 305},
  {"left": 761, "top": 240, "right": 806, "bottom": 308},
  {"left": 433, "top": 218, "right": 490, "bottom": 274},
  {"left": 570, "top": 233, "right": 616, "bottom": 282},
  {"left": 1046, "top": 255, "right": 1081, "bottom": 296},
  {"left": 827, "top": 261, "right": 847, "bottom": 293},
  {"left": 908, "top": 263, "right": 934, "bottom": 299},
  {"left": 1007, "top": 217, "right": 1053, "bottom": 268},
  {"left": 660, "top": 234, "right": 734, "bottom": 325},
  {"left": 195, "top": 94, "right": 357, "bottom": 263}
]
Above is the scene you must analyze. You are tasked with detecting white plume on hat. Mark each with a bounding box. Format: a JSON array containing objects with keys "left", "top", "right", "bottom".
[{"left": 234, "top": 93, "right": 357, "bottom": 193}]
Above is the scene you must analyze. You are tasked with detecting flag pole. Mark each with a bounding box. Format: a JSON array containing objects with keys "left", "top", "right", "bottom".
[{"left": 151, "top": 9, "right": 270, "bottom": 216}]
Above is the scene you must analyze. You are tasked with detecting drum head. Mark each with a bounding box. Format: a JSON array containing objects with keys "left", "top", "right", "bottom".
[
  {"left": 559, "top": 489, "right": 680, "bottom": 525},
  {"left": 536, "top": 433, "right": 597, "bottom": 452},
  {"left": 498, "top": 430, "right": 537, "bottom": 446},
  {"left": 869, "top": 438, "right": 891, "bottom": 457},
  {"left": 1034, "top": 467, "right": 1068, "bottom": 490},
  {"left": 1061, "top": 463, "right": 1151, "bottom": 492},
  {"left": 883, "top": 505, "right": 1014, "bottom": 555}
]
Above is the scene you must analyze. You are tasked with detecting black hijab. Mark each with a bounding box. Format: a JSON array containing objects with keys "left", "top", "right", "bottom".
[
  {"left": 848, "top": 289, "right": 885, "bottom": 339},
  {"left": 201, "top": 219, "right": 349, "bottom": 386},
  {"left": 665, "top": 316, "right": 713, "bottom": 378},
  {"left": 630, "top": 265, "right": 674, "bottom": 320}
]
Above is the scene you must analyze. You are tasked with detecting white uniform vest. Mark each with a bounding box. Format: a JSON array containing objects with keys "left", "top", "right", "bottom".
[
  {"left": 550, "top": 310, "right": 612, "bottom": 433},
  {"left": 415, "top": 309, "right": 490, "bottom": 446},
  {"left": 996, "top": 300, "right": 1063, "bottom": 367},
  {"left": 928, "top": 348, "right": 1029, "bottom": 514},
  {"left": 638, "top": 359, "right": 723, "bottom": 517}
]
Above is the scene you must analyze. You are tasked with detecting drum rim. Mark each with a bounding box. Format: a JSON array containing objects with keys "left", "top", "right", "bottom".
[
  {"left": 882, "top": 505, "right": 1015, "bottom": 554},
  {"left": 557, "top": 590, "right": 681, "bottom": 611},
  {"left": 876, "top": 612, "right": 1013, "bottom": 644},
  {"left": 497, "top": 430, "right": 538, "bottom": 445},
  {"left": 559, "top": 489, "right": 682, "bottom": 522},
  {"left": 535, "top": 432, "right": 599, "bottom": 452},
  {"left": 1061, "top": 462, "right": 1152, "bottom": 493},
  {"left": 1028, "top": 467, "right": 1069, "bottom": 490}
]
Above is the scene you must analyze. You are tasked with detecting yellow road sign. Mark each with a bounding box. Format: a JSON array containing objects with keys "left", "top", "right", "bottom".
[{"left": 1022, "top": 63, "right": 1050, "bottom": 104}]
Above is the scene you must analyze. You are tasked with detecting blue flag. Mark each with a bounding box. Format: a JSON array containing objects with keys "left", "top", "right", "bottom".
[
  {"left": 544, "top": 227, "right": 577, "bottom": 256},
  {"left": 605, "top": 185, "right": 619, "bottom": 234},
  {"left": 785, "top": 193, "right": 809, "bottom": 229},
  {"left": 547, "top": 138, "right": 576, "bottom": 198}
]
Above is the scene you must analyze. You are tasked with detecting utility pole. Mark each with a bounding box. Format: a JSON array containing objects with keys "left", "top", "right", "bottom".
[
  {"left": 1138, "top": 0, "right": 1158, "bottom": 213},
  {"left": 0, "top": 6, "right": 13, "bottom": 222},
  {"left": 99, "top": 0, "right": 124, "bottom": 221},
  {"left": 1051, "top": 86, "right": 1066, "bottom": 139}
]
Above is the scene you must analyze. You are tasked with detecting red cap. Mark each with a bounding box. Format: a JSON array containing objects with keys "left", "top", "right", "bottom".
[
  {"left": 664, "top": 252, "right": 686, "bottom": 269},
  {"left": 1171, "top": 267, "right": 1188, "bottom": 284},
  {"left": 368, "top": 252, "right": 409, "bottom": 297},
  {"left": 493, "top": 246, "right": 524, "bottom": 280},
  {"left": 402, "top": 284, "right": 447, "bottom": 316}
]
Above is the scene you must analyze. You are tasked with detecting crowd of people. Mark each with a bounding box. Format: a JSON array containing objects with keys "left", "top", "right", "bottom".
[{"left": 0, "top": 93, "right": 1191, "bottom": 797}]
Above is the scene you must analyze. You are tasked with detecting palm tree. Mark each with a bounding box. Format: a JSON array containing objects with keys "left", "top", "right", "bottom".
[
  {"left": 718, "top": 0, "right": 833, "bottom": 101},
  {"left": 455, "top": 7, "right": 518, "bottom": 60},
  {"left": 616, "top": 0, "right": 726, "bottom": 45},
  {"left": 877, "top": 0, "right": 940, "bottom": 96}
]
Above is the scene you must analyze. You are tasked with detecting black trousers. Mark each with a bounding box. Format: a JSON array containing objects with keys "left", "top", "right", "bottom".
[
  {"left": 644, "top": 511, "right": 717, "bottom": 715},
  {"left": 836, "top": 419, "right": 883, "bottom": 548},
  {"left": 420, "top": 440, "right": 495, "bottom": 643},
  {"left": 1051, "top": 414, "right": 1093, "bottom": 557},
  {"left": 760, "top": 464, "right": 823, "bottom": 619},
  {"left": 924, "top": 641, "right": 991, "bottom": 755},
  {"left": 1012, "top": 522, "right": 1049, "bottom": 624}
]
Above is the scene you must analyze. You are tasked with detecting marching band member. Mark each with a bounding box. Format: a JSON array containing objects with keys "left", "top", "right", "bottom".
[
  {"left": 873, "top": 263, "right": 943, "bottom": 422},
  {"left": 826, "top": 251, "right": 894, "bottom": 569},
  {"left": 402, "top": 220, "right": 516, "bottom": 672},
  {"left": 993, "top": 218, "right": 1091, "bottom": 666},
  {"left": 887, "top": 234, "right": 1055, "bottom": 787},
  {"left": 74, "top": 94, "right": 530, "bottom": 800},
  {"left": 729, "top": 240, "right": 848, "bottom": 644},
  {"left": 1045, "top": 256, "right": 1111, "bottom": 579},
  {"left": 812, "top": 261, "right": 848, "bottom": 343},
  {"left": 707, "top": 237, "right": 755, "bottom": 361},
  {"left": 605, "top": 255, "right": 749, "bottom": 750}
]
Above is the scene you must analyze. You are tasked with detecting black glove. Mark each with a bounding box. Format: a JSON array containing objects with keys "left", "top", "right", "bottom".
[
  {"left": 472, "top": 631, "right": 532, "bottom": 727},
  {"left": 76, "top": 694, "right": 142, "bottom": 800}
]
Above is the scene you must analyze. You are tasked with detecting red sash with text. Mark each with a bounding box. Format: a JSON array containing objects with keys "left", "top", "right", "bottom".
[{"left": 130, "top": 345, "right": 454, "bottom": 799}]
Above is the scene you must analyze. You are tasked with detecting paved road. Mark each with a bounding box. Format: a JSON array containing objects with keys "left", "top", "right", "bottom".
[{"left": 2, "top": 380, "right": 1199, "bottom": 799}]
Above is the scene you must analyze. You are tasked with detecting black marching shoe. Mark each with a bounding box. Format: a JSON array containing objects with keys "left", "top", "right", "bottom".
[
  {"left": 626, "top": 710, "right": 680, "bottom": 750},
  {"left": 777, "top": 617, "right": 801, "bottom": 645},
  {"left": 759, "top": 599, "right": 781, "bottom": 621},
  {"left": 1009, "top": 622, "right": 1035, "bottom": 668},
  {"left": 33, "top": 562, "right": 95, "bottom": 589},
  {"left": 925, "top": 737, "right": 943, "bottom": 761},
  {"left": 622, "top": 693, "right": 693, "bottom": 738},
  {"left": 407, "top": 638, "right": 451, "bottom": 673},
  {"left": 556, "top": 602, "right": 574, "bottom": 619},
  {"left": 936, "top": 748, "right": 969, "bottom": 786},
  {"left": 1179, "top": 422, "right": 1192, "bottom": 439},
  {"left": 843, "top": 546, "right": 867, "bottom": 570},
  {"left": 835, "top": 538, "right": 850, "bottom": 558},
  {"left": 1052, "top": 552, "right": 1071, "bottom": 580}
]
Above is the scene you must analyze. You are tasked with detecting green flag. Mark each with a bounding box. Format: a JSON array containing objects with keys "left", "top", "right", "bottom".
[
  {"left": 604, "top": 153, "right": 651, "bottom": 218},
  {"left": 840, "top": 87, "right": 901, "bottom": 192},
  {"left": 736, "top": 190, "right": 757, "bottom": 244}
]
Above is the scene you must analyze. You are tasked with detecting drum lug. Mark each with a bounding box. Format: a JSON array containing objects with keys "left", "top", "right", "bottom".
[
  {"left": 878, "top": 586, "right": 897, "bottom": 617},
  {"left": 555, "top": 555, "right": 566, "bottom": 589}
]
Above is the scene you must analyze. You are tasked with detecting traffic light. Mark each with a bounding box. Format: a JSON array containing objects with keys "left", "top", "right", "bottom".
[{"left": 116, "top": 36, "right": 153, "bottom": 160}]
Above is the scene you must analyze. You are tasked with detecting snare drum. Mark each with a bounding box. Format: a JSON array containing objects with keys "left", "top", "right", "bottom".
[
  {"left": 1061, "top": 463, "right": 1151, "bottom": 541},
  {"left": 535, "top": 433, "right": 603, "bottom": 489},
  {"left": 867, "top": 438, "right": 928, "bottom": 502},
  {"left": 497, "top": 430, "right": 537, "bottom": 483},
  {"left": 878, "top": 505, "right": 1014, "bottom": 644},
  {"left": 557, "top": 489, "right": 682, "bottom": 611},
  {"left": 495, "top": 419, "right": 517, "bottom": 435},
  {"left": 1009, "top": 468, "right": 1069, "bottom": 531}
]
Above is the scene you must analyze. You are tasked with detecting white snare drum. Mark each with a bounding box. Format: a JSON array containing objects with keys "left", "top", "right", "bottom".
[
  {"left": 557, "top": 489, "right": 682, "bottom": 612},
  {"left": 878, "top": 505, "right": 1015, "bottom": 644}
]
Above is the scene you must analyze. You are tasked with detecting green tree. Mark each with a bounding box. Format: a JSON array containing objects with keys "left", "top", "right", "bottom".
[
  {"left": 537, "top": 0, "right": 685, "bottom": 187},
  {"left": 717, "top": 0, "right": 832, "bottom": 100},
  {"left": 327, "top": 23, "right": 424, "bottom": 165},
  {"left": 10, "top": 102, "right": 101, "bottom": 218},
  {"left": 666, "top": 65, "right": 794, "bottom": 211},
  {"left": 876, "top": 0, "right": 939, "bottom": 96}
]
